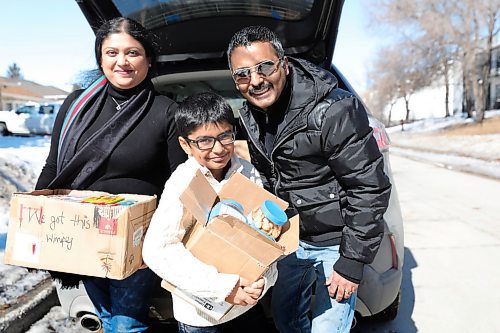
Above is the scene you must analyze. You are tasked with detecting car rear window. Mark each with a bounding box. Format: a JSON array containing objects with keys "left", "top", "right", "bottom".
[
  {"left": 39, "top": 105, "right": 55, "bottom": 114},
  {"left": 111, "top": 0, "right": 314, "bottom": 29}
]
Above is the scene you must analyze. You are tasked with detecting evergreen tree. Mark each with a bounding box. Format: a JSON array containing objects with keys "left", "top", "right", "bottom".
[{"left": 6, "top": 63, "right": 23, "bottom": 79}]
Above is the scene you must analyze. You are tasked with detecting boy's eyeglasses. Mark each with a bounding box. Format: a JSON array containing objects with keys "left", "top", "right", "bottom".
[
  {"left": 232, "top": 59, "right": 283, "bottom": 85},
  {"left": 184, "top": 131, "right": 236, "bottom": 150}
]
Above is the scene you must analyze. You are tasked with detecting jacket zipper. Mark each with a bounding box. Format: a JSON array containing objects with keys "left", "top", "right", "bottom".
[
  {"left": 270, "top": 123, "right": 308, "bottom": 195},
  {"left": 240, "top": 109, "right": 308, "bottom": 196},
  {"left": 239, "top": 113, "right": 277, "bottom": 192}
]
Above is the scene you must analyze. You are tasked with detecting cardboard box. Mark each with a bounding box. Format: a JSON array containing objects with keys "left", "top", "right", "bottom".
[
  {"left": 4, "top": 189, "right": 157, "bottom": 279},
  {"left": 162, "top": 170, "right": 299, "bottom": 320}
]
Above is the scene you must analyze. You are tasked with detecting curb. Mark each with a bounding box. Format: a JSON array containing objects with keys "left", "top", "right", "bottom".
[{"left": 0, "top": 278, "right": 59, "bottom": 333}]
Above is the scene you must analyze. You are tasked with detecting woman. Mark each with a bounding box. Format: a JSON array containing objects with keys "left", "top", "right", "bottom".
[{"left": 36, "top": 17, "right": 186, "bottom": 332}]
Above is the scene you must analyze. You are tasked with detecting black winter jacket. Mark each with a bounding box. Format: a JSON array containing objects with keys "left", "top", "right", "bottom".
[{"left": 238, "top": 58, "right": 392, "bottom": 283}]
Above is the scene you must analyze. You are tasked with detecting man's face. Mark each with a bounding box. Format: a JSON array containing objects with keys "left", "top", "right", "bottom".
[{"left": 230, "top": 42, "right": 289, "bottom": 111}]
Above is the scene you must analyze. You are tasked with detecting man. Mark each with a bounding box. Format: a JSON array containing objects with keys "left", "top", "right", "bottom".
[{"left": 227, "top": 26, "right": 392, "bottom": 332}]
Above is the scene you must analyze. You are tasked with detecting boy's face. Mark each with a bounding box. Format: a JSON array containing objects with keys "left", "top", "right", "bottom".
[{"left": 179, "top": 121, "right": 235, "bottom": 178}]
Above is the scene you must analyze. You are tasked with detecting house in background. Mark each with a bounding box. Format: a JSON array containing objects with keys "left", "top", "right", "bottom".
[{"left": 0, "top": 76, "right": 68, "bottom": 111}]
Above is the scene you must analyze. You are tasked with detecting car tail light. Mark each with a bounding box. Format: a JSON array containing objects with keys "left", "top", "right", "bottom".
[
  {"left": 389, "top": 233, "right": 398, "bottom": 269},
  {"left": 368, "top": 117, "right": 391, "bottom": 152}
]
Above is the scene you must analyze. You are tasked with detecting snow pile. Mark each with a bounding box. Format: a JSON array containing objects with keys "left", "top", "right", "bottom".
[{"left": 25, "top": 306, "right": 87, "bottom": 333}]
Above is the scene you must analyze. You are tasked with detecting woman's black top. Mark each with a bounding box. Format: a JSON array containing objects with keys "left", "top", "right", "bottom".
[{"left": 36, "top": 80, "right": 186, "bottom": 199}]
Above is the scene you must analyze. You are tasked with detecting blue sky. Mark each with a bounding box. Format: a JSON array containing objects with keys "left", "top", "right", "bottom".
[
  {"left": 0, "top": 0, "right": 381, "bottom": 94},
  {"left": 0, "top": 1, "right": 95, "bottom": 91}
]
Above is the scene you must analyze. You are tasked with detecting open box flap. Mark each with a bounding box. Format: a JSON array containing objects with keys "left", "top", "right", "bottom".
[
  {"left": 179, "top": 170, "right": 217, "bottom": 224},
  {"left": 218, "top": 173, "right": 288, "bottom": 214}
]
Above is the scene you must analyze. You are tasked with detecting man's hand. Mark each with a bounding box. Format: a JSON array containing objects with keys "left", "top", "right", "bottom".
[
  {"left": 325, "top": 271, "right": 359, "bottom": 302},
  {"left": 225, "top": 278, "right": 260, "bottom": 306}
]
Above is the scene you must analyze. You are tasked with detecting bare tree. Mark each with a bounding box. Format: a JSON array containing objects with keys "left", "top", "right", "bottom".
[
  {"left": 368, "top": 0, "right": 459, "bottom": 119},
  {"left": 420, "top": 0, "right": 500, "bottom": 122},
  {"left": 6, "top": 63, "right": 23, "bottom": 79},
  {"left": 367, "top": 40, "right": 433, "bottom": 123},
  {"left": 472, "top": 0, "right": 500, "bottom": 121}
]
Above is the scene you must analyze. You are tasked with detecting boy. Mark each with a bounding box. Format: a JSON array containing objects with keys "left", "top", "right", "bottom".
[{"left": 142, "top": 92, "right": 277, "bottom": 332}]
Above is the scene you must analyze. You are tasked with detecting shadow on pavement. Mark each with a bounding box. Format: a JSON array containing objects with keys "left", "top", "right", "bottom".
[{"left": 352, "top": 247, "right": 418, "bottom": 332}]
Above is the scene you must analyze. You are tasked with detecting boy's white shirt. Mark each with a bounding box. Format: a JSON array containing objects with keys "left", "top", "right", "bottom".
[{"left": 142, "top": 155, "right": 278, "bottom": 327}]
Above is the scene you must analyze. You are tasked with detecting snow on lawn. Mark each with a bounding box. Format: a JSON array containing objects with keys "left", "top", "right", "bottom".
[{"left": 387, "top": 111, "right": 500, "bottom": 163}]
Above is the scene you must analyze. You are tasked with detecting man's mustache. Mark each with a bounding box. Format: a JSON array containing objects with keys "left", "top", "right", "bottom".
[{"left": 249, "top": 83, "right": 272, "bottom": 95}]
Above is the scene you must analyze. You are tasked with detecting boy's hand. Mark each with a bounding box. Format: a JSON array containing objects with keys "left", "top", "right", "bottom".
[
  {"left": 242, "top": 277, "right": 265, "bottom": 300},
  {"left": 225, "top": 278, "right": 258, "bottom": 306}
]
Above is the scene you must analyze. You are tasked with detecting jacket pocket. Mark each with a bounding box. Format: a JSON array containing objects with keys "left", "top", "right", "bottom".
[{"left": 288, "top": 182, "right": 344, "bottom": 236}]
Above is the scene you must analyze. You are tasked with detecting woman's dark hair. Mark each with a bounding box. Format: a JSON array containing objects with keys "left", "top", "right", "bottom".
[
  {"left": 175, "top": 92, "right": 237, "bottom": 137},
  {"left": 94, "top": 17, "right": 157, "bottom": 70}
]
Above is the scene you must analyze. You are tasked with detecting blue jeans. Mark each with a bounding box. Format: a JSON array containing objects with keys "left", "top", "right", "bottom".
[
  {"left": 178, "top": 303, "right": 272, "bottom": 333},
  {"left": 178, "top": 323, "right": 222, "bottom": 333},
  {"left": 271, "top": 242, "right": 356, "bottom": 333},
  {"left": 83, "top": 268, "right": 159, "bottom": 333}
]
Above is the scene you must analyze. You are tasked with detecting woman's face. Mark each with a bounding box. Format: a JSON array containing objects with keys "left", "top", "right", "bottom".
[{"left": 100, "top": 32, "right": 150, "bottom": 89}]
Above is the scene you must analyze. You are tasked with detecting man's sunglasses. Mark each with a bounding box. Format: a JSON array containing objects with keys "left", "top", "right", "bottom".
[
  {"left": 184, "top": 131, "right": 236, "bottom": 151},
  {"left": 232, "top": 59, "right": 283, "bottom": 85}
]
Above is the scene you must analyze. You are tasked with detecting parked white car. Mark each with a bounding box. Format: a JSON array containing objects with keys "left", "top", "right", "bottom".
[{"left": 0, "top": 102, "right": 62, "bottom": 136}]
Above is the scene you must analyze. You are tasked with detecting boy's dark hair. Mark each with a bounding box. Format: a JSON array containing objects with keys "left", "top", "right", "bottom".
[
  {"left": 227, "top": 25, "right": 285, "bottom": 68},
  {"left": 175, "top": 92, "right": 236, "bottom": 137}
]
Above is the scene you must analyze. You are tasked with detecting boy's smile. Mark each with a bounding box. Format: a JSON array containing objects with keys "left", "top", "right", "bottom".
[{"left": 179, "top": 121, "right": 235, "bottom": 181}]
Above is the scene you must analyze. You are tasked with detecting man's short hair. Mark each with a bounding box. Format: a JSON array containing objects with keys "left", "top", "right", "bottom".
[
  {"left": 175, "top": 92, "right": 236, "bottom": 137},
  {"left": 227, "top": 26, "right": 285, "bottom": 68}
]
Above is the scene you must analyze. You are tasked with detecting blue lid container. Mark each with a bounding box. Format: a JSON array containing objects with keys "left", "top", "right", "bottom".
[
  {"left": 208, "top": 199, "right": 246, "bottom": 224},
  {"left": 260, "top": 200, "right": 287, "bottom": 226}
]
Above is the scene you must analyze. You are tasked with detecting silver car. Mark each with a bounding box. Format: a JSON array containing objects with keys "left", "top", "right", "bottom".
[{"left": 61, "top": 0, "right": 404, "bottom": 330}]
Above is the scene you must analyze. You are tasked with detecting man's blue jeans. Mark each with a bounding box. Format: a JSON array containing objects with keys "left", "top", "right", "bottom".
[
  {"left": 271, "top": 242, "right": 356, "bottom": 333},
  {"left": 83, "top": 268, "right": 159, "bottom": 333}
]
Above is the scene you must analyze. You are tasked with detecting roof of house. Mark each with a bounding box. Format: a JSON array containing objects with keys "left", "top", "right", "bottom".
[{"left": 0, "top": 76, "right": 69, "bottom": 99}]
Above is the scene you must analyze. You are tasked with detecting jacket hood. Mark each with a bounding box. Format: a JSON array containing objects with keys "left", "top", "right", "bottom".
[
  {"left": 287, "top": 57, "right": 338, "bottom": 112},
  {"left": 272, "top": 57, "right": 338, "bottom": 132}
]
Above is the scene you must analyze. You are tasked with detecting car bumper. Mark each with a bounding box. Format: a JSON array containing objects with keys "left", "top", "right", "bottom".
[{"left": 356, "top": 265, "right": 402, "bottom": 317}]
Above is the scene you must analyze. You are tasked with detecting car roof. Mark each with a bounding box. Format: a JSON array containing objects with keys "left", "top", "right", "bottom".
[{"left": 77, "top": 0, "right": 344, "bottom": 75}]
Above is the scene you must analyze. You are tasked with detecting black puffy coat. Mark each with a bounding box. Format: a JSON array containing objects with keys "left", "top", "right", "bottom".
[{"left": 238, "top": 58, "right": 392, "bottom": 282}]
